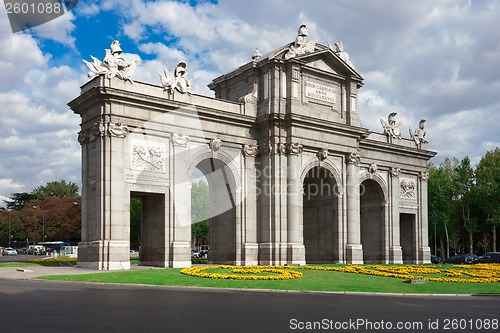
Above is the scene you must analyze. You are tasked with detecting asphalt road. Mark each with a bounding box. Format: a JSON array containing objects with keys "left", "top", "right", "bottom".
[{"left": 0, "top": 279, "right": 499, "bottom": 333}]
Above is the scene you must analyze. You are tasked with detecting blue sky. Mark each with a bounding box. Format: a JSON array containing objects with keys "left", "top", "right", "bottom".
[{"left": 1, "top": 0, "right": 500, "bottom": 205}]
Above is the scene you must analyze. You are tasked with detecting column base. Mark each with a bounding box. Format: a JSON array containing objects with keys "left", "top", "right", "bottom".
[
  {"left": 77, "top": 240, "right": 130, "bottom": 270},
  {"left": 243, "top": 243, "right": 259, "bottom": 266},
  {"left": 171, "top": 241, "right": 191, "bottom": 268},
  {"left": 346, "top": 244, "right": 364, "bottom": 264},
  {"left": 258, "top": 242, "right": 288, "bottom": 265},
  {"left": 287, "top": 243, "right": 306, "bottom": 266},
  {"left": 418, "top": 246, "right": 432, "bottom": 264},
  {"left": 389, "top": 246, "right": 403, "bottom": 264}
]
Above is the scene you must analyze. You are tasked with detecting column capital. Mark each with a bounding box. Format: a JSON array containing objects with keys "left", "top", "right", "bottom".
[
  {"left": 346, "top": 152, "right": 361, "bottom": 166},
  {"left": 287, "top": 142, "right": 304, "bottom": 155},
  {"left": 390, "top": 167, "right": 401, "bottom": 177},
  {"left": 420, "top": 171, "right": 429, "bottom": 181},
  {"left": 243, "top": 144, "right": 259, "bottom": 157},
  {"left": 171, "top": 133, "right": 189, "bottom": 147}
]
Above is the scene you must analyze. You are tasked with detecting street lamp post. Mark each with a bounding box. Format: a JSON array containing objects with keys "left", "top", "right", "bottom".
[
  {"left": 8, "top": 211, "right": 11, "bottom": 247},
  {"left": 433, "top": 220, "right": 437, "bottom": 256},
  {"left": 32, "top": 206, "right": 46, "bottom": 242}
]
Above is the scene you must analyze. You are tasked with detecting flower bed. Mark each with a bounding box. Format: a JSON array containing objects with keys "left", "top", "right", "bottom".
[
  {"left": 181, "top": 263, "right": 500, "bottom": 283},
  {"left": 300, "top": 264, "right": 500, "bottom": 283},
  {"left": 180, "top": 265, "right": 302, "bottom": 280},
  {"left": 28, "top": 258, "right": 78, "bottom": 264}
]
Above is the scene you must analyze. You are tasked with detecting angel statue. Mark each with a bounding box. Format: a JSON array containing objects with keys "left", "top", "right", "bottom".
[
  {"left": 159, "top": 61, "right": 191, "bottom": 94},
  {"left": 83, "top": 40, "right": 139, "bottom": 83},
  {"left": 409, "top": 119, "right": 428, "bottom": 145},
  {"left": 380, "top": 112, "right": 402, "bottom": 139}
]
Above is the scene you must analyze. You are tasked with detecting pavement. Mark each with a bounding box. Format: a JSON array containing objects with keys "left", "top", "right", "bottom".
[
  {"left": 0, "top": 258, "right": 154, "bottom": 281},
  {"left": 0, "top": 265, "right": 111, "bottom": 280}
]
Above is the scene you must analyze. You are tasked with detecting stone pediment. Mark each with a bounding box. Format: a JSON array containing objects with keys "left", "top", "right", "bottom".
[{"left": 269, "top": 44, "right": 362, "bottom": 81}]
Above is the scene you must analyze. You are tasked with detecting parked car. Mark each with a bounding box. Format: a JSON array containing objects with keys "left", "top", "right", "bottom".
[
  {"left": 191, "top": 250, "right": 208, "bottom": 258},
  {"left": 478, "top": 252, "right": 500, "bottom": 264},
  {"left": 443, "top": 253, "right": 478, "bottom": 264},
  {"left": 4, "top": 248, "right": 17, "bottom": 256},
  {"left": 431, "top": 255, "right": 442, "bottom": 264}
]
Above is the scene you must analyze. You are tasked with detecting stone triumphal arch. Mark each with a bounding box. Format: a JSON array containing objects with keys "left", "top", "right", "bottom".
[{"left": 69, "top": 26, "right": 435, "bottom": 270}]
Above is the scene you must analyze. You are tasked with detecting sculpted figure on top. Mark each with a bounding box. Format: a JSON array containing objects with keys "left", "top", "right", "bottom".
[
  {"left": 284, "top": 24, "right": 316, "bottom": 60},
  {"left": 83, "top": 40, "right": 138, "bottom": 83},
  {"left": 380, "top": 112, "right": 402, "bottom": 139},
  {"left": 334, "top": 42, "right": 356, "bottom": 69},
  {"left": 159, "top": 61, "right": 192, "bottom": 94},
  {"left": 409, "top": 119, "right": 428, "bottom": 146}
]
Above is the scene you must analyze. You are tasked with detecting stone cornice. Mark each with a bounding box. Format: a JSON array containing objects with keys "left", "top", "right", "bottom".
[
  {"left": 360, "top": 137, "right": 437, "bottom": 161},
  {"left": 69, "top": 84, "right": 257, "bottom": 129},
  {"left": 284, "top": 113, "right": 370, "bottom": 139}
]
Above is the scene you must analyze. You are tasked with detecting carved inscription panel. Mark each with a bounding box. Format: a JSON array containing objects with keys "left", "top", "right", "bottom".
[{"left": 305, "top": 81, "right": 336, "bottom": 104}]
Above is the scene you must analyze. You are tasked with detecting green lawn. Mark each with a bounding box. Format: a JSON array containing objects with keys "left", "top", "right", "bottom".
[{"left": 33, "top": 263, "right": 500, "bottom": 294}]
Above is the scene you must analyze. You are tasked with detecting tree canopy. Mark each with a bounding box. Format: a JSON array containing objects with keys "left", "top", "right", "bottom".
[
  {"left": 428, "top": 148, "right": 500, "bottom": 257},
  {"left": 31, "top": 180, "right": 79, "bottom": 199}
]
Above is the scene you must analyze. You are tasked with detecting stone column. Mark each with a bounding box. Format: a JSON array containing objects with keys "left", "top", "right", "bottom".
[
  {"left": 77, "top": 120, "right": 131, "bottom": 270},
  {"left": 418, "top": 171, "right": 431, "bottom": 263},
  {"left": 242, "top": 144, "right": 259, "bottom": 265},
  {"left": 170, "top": 133, "right": 191, "bottom": 268},
  {"left": 345, "top": 152, "right": 363, "bottom": 264},
  {"left": 286, "top": 143, "right": 306, "bottom": 265},
  {"left": 389, "top": 167, "right": 403, "bottom": 263}
]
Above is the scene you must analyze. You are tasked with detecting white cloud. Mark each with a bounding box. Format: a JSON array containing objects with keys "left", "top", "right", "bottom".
[
  {"left": 31, "top": 11, "right": 77, "bottom": 49},
  {"left": 75, "top": 2, "right": 101, "bottom": 18},
  {"left": 0, "top": 34, "right": 49, "bottom": 90}
]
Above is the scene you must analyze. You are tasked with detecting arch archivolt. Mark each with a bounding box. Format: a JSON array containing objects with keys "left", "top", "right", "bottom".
[
  {"left": 300, "top": 157, "right": 343, "bottom": 188},
  {"left": 187, "top": 146, "right": 242, "bottom": 188},
  {"left": 359, "top": 170, "right": 388, "bottom": 202}
]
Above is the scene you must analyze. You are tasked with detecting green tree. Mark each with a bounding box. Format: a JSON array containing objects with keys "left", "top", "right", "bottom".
[
  {"left": 130, "top": 198, "right": 141, "bottom": 249},
  {"left": 31, "top": 180, "right": 79, "bottom": 200},
  {"left": 451, "top": 156, "right": 477, "bottom": 254},
  {"left": 428, "top": 161, "right": 454, "bottom": 258},
  {"left": 4, "top": 192, "right": 37, "bottom": 211},
  {"left": 475, "top": 148, "right": 500, "bottom": 252},
  {"left": 191, "top": 179, "right": 210, "bottom": 246},
  {"left": 0, "top": 209, "right": 23, "bottom": 247}
]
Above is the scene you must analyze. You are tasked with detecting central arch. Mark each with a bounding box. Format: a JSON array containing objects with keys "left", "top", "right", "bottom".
[
  {"left": 302, "top": 166, "right": 340, "bottom": 263},
  {"left": 192, "top": 157, "right": 237, "bottom": 264}
]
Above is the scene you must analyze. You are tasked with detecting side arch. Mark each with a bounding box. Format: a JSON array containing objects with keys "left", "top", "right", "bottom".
[{"left": 359, "top": 173, "right": 388, "bottom": 263}]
